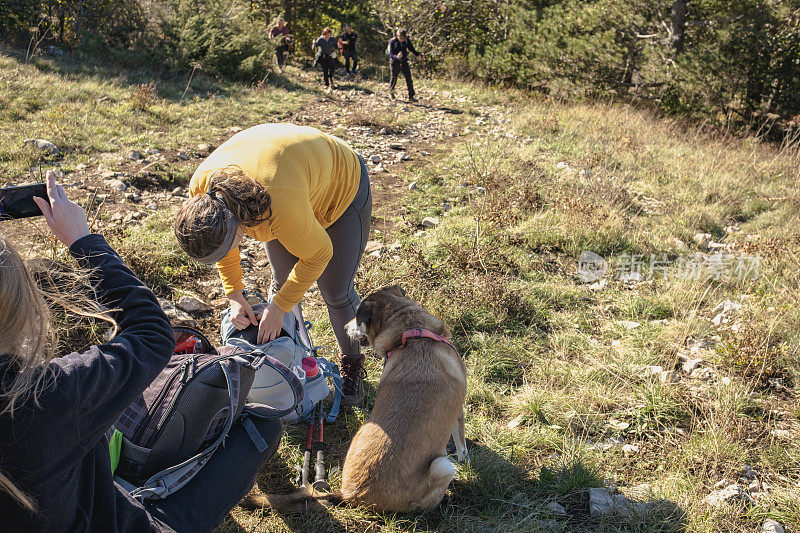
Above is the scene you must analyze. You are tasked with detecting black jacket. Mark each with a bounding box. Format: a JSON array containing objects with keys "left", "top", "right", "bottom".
[
  {"left": 339, "top": 31, "right": 357, "bottom": 54},
  {"left": 0, "top": 234, "right": 176, "bottom": 532},
  {"left": 388, "top": 36, "right": 420, "bottom": 62}
]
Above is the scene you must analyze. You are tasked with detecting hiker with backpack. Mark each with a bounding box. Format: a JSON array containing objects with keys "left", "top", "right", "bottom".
[
  {"left": 388, "top": 28, "right": 424, "bottom": 102},
  {"left": 174, "top": 123, "right": 373, "bottom": 408},
  {"left": 269, "top": 18, "right": 292, "bottom": 72},
  {"left": 313, "top": 27, "right": 340, "bottom": 92},
  {"left": 338, "top": 23, "right": 358, "bottom": 77},
  {"left": 0, "top": 171, "right": 282, "bottom": 532}
]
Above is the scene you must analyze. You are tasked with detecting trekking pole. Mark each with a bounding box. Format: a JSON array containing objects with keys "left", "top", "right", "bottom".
[
  {"left": 312, "top": 402, "right": 331, "bottom": 491},
  {"left": 301, "top": 419, "right": 314, "bottom": 487}
]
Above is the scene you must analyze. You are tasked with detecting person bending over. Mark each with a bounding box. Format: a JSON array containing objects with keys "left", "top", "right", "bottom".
[
  {"left": 388, "top": 28, "right": 424, "bottom": 102},
  {"left": 338, "top": 24, "right": 358, "bottom": 77},
  {"left": 173, "top": 124, "right": 372, "bottom": 408},
  {"left": 0, "top": 171, "right": 281, "bottom": 532},
  {"left": 313, "top": 27, "right": 339, "bottom": 92}
]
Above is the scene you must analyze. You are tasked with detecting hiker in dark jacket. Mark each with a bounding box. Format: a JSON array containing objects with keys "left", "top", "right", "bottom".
[
  {"left": 388, "top": 28, "right": 424, "bottom": 102},
  {"left": 313, "top": 27, "right": 339, "bottom": 92},
  {"left": 0, "top": 171, "right": 281, "bottom": 532},
  {"left": 269, "top": 18, "right": 292, "bottom": 71},
  {"left": 338, "top": 24, "right": 358, "bottom": 76}
]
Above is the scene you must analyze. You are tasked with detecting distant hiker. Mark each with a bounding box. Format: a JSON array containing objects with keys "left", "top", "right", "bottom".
[
  {"left": 0, "top": 171, "right": 283, "bottom": 532},
  {"left": 313, "top": 27, "right": 339, "bottom": 92},
  {"left": 338, "top": 24, "right": 358, "bottom": 77},
  {"left": 388, "top": 28, "right": 423, "bottom": 102},
  {"left": 269, "top": 18, "right": 292, "bottom": 72}
]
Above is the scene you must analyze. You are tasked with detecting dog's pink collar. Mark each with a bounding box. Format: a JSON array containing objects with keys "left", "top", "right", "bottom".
[{"left": 385, "top": 329, "right": 459, "bottom": 359}]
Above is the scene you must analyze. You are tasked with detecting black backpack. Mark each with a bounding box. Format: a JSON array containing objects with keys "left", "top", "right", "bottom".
[{"left": 111, "top": 326, "right": 303, "bottom": 501}]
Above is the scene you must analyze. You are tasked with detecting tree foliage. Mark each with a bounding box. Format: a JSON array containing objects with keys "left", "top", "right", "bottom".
[{"left": 2, "top": 0, "right": 800, "bottom": 129}]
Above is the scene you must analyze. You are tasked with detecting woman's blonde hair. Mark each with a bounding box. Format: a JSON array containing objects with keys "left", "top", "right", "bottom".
[
  {"left": 174, "top": 166, "right": 271, "bottom": 259},
  {"left": 0, "top": 236, "right": 116, "bottom": 511}
]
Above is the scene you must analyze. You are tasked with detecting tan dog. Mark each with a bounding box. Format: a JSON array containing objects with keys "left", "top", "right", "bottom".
[{"left": 243, "top": 285, "right": 468, "bottom": 513}]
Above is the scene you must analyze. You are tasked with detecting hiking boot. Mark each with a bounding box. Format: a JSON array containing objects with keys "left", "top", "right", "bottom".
[
  {"left": 340, "top": 355, "right": 366, "bottom": 407},
  {"left": 408, "top": 96, "right": 419, "bottom": 103}
]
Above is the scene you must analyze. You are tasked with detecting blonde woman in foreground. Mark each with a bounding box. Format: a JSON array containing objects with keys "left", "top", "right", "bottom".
[{"left": 0, "top": 171, "right": 281, "bottom": 532}]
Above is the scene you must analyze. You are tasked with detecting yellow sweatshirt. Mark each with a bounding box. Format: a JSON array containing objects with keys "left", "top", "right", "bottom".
[{"left": 188, "top": 124, "right": 361, "bottom": 312}]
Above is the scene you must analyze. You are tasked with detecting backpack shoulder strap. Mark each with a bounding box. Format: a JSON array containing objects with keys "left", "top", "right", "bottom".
[{"left": 315, "top": 356, "right": 343, "bottom": 423}]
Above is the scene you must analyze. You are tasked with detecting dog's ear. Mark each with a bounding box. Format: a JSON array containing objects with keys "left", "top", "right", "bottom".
[
  {"left": 355, "top": 300, "right": 375, "bottom": 329},
  {"left": 384, "top": 284, "right": 406, "bottom": 297}
]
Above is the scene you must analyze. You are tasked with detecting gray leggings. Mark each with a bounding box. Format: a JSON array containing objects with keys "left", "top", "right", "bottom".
[{"left": 266, "top": 157, "right": 371, "bottom": 357}]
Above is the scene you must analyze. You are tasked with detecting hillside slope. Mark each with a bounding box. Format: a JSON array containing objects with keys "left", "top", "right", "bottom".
[{"left": 2, "top": 48, "right": 800, "bottom": 533}]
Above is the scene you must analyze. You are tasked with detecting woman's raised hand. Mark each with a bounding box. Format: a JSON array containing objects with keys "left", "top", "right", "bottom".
[
  {"left": 228, "top": 290, "right": 259, "bottom": 330},
  {"left": 33, "top": 170, "right": 90, "bottom": 248},
  {"left": 257, "top": 301, "right": 285, "bottom": 344}
]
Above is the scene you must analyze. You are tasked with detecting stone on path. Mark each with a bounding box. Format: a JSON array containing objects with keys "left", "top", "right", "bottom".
[
  {"left": 158, "top": 298, "right": 195, "bottom": 327},
  {"left": 24, "top": 139, "right": 59, "bottom": 154},
  {"left": 370, "top": 154, "right": 381, "bottom": 164},
  {"left": 694, "top": 232, "right": 712, "bottom": 250},
  {"left": 703, "top": 483, "right": 749, "bottom": 507},
  {"left": 546, "top": 501, "right": 566, "bottom": 515},
  {"left": 589, "top": 488, "right": 613, "bottom": 517},
  {"left": 107, "top": 179, "right": 127, "bottom": 191},
  {"left": 126, "top": 150, "right": 142, "bottom": 161},
  {"left": 422, "top": 217, "right": 439, "bottom": 228},
  {"left": 763, "top": 519, "right": 785, "bottom": 533},
  {"left": 175, "top": 295, "right": 213, "bottom": 314}
]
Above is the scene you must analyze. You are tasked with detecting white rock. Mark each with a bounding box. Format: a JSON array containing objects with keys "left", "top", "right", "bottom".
[
  {"left": 608, "top": 419, "right": 630, "bottom": 431},
  {"left": 171, "top": 187, "right": 185, "bottom": 197},
  {"left": 75, "top": 163, "right": 88, "bottom": 171},
  {"left": 682, "top": 358, "right": 703, "bottom": 373},
  {"left": 763, "top": 519, "right": 785, "bottom": 533},
  {"left": 422, "top": 217, "right": 439, "bottom": 228},
  {"left": 229, "top": 126, "right": 243, "bottom": 133},
  {"left": 704, "top": 483, "right": 749, "bottom": 507},
  {"left": 389, "top": 142, "right": 404, "bottom": 150},
  {"left": 364, "top": 241, "right": 383, "bottom": 254},
  {"left": 619, "top": 320, "right": 640, "bottom": 330},
  {"left": 545, "top": 501, "right": 566, "bottom": 515},
  {"left": 589, "top": 488, "right": 613, "bottom": 516},
  {"left": 588, "top": 279, "right": 607, "bottom": 291},
  {"left": 197, "top": 143, "right": 211, "bottom": 152},
  {"left": 556, "top": 161, "right": 569, "bottom": 170},
  {"left": 396, "top": 152, "right": 411, "bottom": 161},
  {"left": 24, "top": 139, "right": 59, "bottom": 154},
  {"left": 622, "top": 444, "right": 640, "bottom": 455},
  {"left": 508, "top": 414, "right": 526, "bottom": 429},
  {"left": 770, "top": 429, "right": 792, "bottom": 439},
  {"left": 175, "top": 295, "right": 213, "bottom": 314},
  {"left": 158, "top": 298, "right": 196, "bottom": 326},
  {"left": 107, "top": 179, "right": 127, "bottom": 191},
  {"left": 694, "top": 233, "right": 712, "bottom": 250}
]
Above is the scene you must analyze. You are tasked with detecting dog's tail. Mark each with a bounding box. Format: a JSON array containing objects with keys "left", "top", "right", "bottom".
[{"left": 239, "top": 486, "right": 345, "bottom": 513}]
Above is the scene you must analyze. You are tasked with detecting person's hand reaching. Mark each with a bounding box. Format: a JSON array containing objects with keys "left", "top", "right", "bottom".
[
  {"left": 257, "top": 301, "right": 285, "bottom": 344},
  {"left": 33, "top": 170, "right": 90, "bottom": 247},
  {"left": 228, "top": 290, "right": 259, "bottom": 330}
]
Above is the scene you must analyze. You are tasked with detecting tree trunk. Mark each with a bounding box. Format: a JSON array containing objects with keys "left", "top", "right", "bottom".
[{"left": 670, "top": 0, "right": 687, "bottom": 52}]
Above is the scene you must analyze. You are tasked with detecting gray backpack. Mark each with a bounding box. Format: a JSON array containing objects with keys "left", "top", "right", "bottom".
[{"left": 111, "top": 327, "right": 303, "bottom": 501}]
